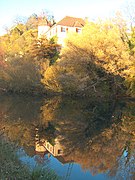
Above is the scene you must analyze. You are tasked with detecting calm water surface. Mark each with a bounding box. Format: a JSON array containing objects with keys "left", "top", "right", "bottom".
[{"left": 0, "top": 94, "right": 135, "bottom": 180}]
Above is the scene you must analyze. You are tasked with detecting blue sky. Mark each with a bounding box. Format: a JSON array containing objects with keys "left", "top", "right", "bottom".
[{"left": 0, "top": 0, "right": 129, "bottom": 35}]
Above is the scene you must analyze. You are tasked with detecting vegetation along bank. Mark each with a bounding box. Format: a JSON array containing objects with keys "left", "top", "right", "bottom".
[{"left": 0, "top": 13, "right": 135, "bottom": 100}]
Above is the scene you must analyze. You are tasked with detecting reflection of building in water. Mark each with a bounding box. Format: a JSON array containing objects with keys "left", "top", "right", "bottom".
[
  {"left": 35, "top": 127, "right": 70, "bottom": 164},
  {"left": 35, "top": 133, "right": 74, "bottom": 179},
  {"left": 35, "top": 138, "right": 63, "bottom": 157}
]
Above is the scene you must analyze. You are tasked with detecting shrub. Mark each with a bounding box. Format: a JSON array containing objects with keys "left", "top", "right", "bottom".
[{"left": 0, "top": 56, "right": 44, "bottom": 94}]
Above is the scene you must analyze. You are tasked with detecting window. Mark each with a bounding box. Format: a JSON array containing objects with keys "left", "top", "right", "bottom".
[
  {"left": 61, "top": 27, "right": 66, "bottom": 32},
  {"left": 58, "top": 149, "right": 62, "bottom": 154},
  {"left": 76, "top": 28, "right": 81, "bottom": 33}
]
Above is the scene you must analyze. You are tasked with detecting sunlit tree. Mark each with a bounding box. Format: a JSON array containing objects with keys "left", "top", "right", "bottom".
[{"left": 42, "top": 20, "right": 132, "bottom": 97}]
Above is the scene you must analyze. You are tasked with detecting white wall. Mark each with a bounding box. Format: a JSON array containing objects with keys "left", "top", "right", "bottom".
[
  {"left": 38, "top": 25, "right": 50, "bottom": 38},
  {"left": 46, "top": 25, "right": 82, "bottom": 45}
]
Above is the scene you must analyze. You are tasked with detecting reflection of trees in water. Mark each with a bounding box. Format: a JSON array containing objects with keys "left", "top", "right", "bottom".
[
  {"left": 0, "top": 94, "right": 135, "bottom": 178},
  {"left": 107, "top": 101, "right": 135, "bottom": 179},
  {"left": 40, "top": 98, "right": 135, "bottom": 178},
  {"left": 0, "top": 94, "right": 43, "bottom": 156},
  {"left": 110, "top": 149, "right": 135, "bottom": 180}
]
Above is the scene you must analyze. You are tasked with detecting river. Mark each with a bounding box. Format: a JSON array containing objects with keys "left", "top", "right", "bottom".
[{"left": 0, "top": 94, "right": 135, "bottom": 180}]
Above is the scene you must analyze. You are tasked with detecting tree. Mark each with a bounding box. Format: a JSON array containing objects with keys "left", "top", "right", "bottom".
[
  {"left": 26, "top": 13, "right": 39, "bottom": 30},
  {"left": 0, "top": 10, "right": 55, "bottom": 58},
  {"left": 0, "top": 46, "right": 5, "bottom": 61},
  {"left": 26, "top": 11, "right": 55, "bottom": 30},
  {"left": 30, "top": 37, "right": 60, "bottom": 65},
  {"left": 120, "top": 1, "right": 135, "bottom": 54},
  {"left": 41, "top": 20, "right": 131, "bottom": 97}
]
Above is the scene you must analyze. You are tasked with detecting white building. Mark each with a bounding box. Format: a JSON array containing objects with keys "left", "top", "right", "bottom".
[{"left": 38, "top": 16, "right": 86, "bottom": 45}]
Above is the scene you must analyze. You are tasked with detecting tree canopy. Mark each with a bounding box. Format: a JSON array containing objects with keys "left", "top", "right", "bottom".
[{"left": 0, "top": 12, "right": 135, "bottom": 97}]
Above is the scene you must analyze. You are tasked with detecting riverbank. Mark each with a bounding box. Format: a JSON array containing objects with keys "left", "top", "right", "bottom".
[
  {"left": 1, "top": 88, "right": 135, "bottom": 103},
  {"left": 0, "top": 134, "right": 59, "bottom": 180}
]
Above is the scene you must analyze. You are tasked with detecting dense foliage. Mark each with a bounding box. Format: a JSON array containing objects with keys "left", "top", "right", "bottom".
[
  {"left": 42, "top": 20, "right": 135, "bottom": 98},
  {"left": 0, "top": 13, "right": 135, "bottom": 98},
  {"left": 0, "top": 13, "right": 59, "bottom": 95}
]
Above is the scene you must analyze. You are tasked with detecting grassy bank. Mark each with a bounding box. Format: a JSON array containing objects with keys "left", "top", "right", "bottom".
[{"left": 0, "top": 135, "right": 59, "bottom": 180}]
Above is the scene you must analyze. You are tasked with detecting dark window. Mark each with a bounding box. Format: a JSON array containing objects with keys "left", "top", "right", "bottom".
[
  {"left": 58, "top": 149, "right": 62, "bottom": 154},
  {"left": 76, "top": 28, "right": 81, "bottom": 33},
  {"left": 61, "top": 27, "right": 66, "bottom": 32}
]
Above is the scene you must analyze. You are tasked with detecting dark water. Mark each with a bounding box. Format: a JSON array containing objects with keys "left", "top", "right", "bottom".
[{"left": 0, "top": 94, "right": 135, "bottom": 180}]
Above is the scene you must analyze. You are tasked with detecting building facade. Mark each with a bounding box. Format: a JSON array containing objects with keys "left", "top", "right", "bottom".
[{"left": 38, "top": 16, "right": 86, "bottom": 45}]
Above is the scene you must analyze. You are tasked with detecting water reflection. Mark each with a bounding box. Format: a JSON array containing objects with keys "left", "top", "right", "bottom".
[{"left": 0, "top": 94, "right": 135, "bottom": 179}]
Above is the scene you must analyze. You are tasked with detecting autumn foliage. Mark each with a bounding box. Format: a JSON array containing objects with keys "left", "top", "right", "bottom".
[
  {"left": 0, "top": 15, "right": 135, "bottom": 98},
  {"left": 41, "top": 20, "right": 134, "bottom": 97}
]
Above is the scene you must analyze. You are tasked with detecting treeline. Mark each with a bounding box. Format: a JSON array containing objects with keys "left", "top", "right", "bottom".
[
  {"left": 0, "top": 13, "right": 59, "bottom": 95},
  {"left": 0, "top": 13, "right": 135, "bottom": 99}
]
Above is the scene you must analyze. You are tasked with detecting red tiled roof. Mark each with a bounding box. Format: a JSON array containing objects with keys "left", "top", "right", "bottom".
[{"left": 57, "top": 16, "right": 85, "bottom": 27}]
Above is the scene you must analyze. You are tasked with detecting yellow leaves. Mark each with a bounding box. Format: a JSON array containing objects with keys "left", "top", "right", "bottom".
[
  {"left": 41, "top": 20, "right": 130, "bottom": 95},
  {"left": 0, "top": 26, "right": 38, "bottom": 57},
  {"left": 41, "top": 65, "right": 63, "bottom": 92},
  {"left": 83, "top": 22, "right": 130, "bottom": 77},
  {"left": 92, "top": 144, "right": 101, "bottom": 152},
  {"left": 96, "top": 50, "right": 105, "bottom": 59}
]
